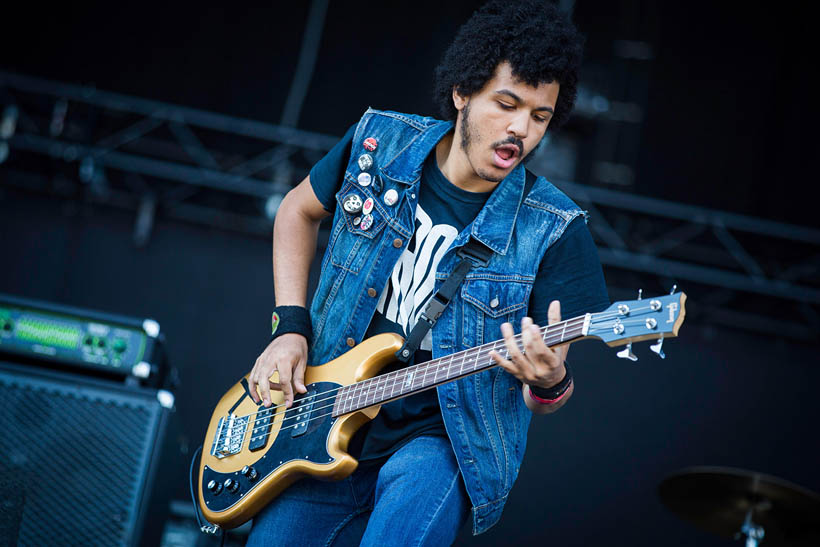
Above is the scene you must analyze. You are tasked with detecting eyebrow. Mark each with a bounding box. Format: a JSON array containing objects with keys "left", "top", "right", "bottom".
[{"left": 495, "top": 89, "right": 554, "bottom": 113}]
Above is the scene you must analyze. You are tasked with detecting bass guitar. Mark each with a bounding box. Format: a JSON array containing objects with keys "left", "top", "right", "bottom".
[{"left": 198, "top": 291, "right": 686, "bottom": 529}]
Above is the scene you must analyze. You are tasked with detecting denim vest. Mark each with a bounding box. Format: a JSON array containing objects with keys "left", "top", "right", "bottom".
[{"left": 308, "top": 108, "right": 585, "bottom": 534}]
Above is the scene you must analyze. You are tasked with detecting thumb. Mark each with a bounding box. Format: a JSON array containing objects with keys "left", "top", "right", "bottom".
[
  {"left": 293, "top": 359, "right": 307, "bottom": 394},
  {"left": 548, "top": 300, "right": 562, "bottom": 325}
]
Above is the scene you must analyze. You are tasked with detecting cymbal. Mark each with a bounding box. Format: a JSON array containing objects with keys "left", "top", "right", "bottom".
[{"left": 658, "top": 466, "right": 820, "bottom": 546}]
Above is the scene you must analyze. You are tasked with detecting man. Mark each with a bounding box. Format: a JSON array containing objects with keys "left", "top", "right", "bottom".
[{"left": 246, "top": 1, "right": 608, "bottom": 545}]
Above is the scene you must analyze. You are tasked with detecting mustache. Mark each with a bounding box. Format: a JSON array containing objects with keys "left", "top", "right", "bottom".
[{"left": 492, "top": 136, "right": 524, "bottom": 156}]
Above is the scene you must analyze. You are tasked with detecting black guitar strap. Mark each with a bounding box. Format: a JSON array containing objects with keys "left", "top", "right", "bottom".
[{"left": 394, "top": 238, "right": 494, "bottom": 363}]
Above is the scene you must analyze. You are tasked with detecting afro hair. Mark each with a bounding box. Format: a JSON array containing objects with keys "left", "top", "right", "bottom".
[{"left": 433, "top": 0, "right": 584, "bottom": 129}]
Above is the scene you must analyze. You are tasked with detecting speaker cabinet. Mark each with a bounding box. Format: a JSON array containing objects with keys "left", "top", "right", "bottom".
[{"left": 0, "top": 362, "right": 173, "bottom": 546}]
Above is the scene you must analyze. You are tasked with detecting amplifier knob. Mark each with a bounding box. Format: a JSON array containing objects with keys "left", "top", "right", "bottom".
[
  {"left": 224, "top": 478, "right": 240, "bottom": 493},
  {"left": 242, "top": 466, "right": 258, "bottom": 480}
]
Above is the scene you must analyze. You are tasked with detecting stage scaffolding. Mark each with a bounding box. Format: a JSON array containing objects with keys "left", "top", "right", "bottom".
[{"left": 2, "top": 71, "right": 818, "bottom": 342}]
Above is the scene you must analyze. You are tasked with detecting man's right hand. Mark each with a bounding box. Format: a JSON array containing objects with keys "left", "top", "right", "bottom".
[{"left": 249, "top": 333, "right": 309, "bottom": 409}]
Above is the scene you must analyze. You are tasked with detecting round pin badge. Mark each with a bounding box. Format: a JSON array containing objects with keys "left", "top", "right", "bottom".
[
  {"left": 362, "top": 197, "right": 374, "bottom": 215},
  {"left": 363, "top": 137, "right": 378, "bottom": 152},
  {"left": 353, "top": 216, "right": 361, "bottom": 226},
  {"left": 357, "top": 153, "right": 374, "bottom": 171},
  {"left": 383, "top": 188, "right": 399, "bottom": 206},
  {"left": 357, "top": 172, "right": 372, "bottom": 187},
  {"left": 343, "top": 194, "right": 363, "bottom": 214},
  {"left": 360, "top": 213, "right": 374, "bottom": 231}
]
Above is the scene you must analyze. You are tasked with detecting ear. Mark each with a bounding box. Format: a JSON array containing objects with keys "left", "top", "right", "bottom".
[{"left": 452, "top": 86, "right": 468, "bottom": 112}]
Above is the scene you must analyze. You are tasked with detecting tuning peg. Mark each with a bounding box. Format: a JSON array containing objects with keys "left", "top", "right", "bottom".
[
  {"left": 669, "top": 284, "right": 677, "bottom": 295},
  {"left": 650, "top": 336, "right": 666, "bottom": 359},
  {"left": 617, "top": 342, "right": 638, "bottom": 361}
]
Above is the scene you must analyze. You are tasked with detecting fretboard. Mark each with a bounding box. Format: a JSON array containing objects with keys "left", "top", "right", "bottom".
[{"left": 331, "top": 313, "right": 589, "bottom": 417}]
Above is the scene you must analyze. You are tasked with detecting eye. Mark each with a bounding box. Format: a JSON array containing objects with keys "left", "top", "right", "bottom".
[
  {"left": 533, "top": 115, "right": 548, "bottom": 124},
  {"left": 497, "top": 102, "right": 515, "bottom": 111}
]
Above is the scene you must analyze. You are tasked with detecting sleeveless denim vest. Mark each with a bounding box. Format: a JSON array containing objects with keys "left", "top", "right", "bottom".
[{"left": 308, "top": 108, "right": 585, "bottom": 534}]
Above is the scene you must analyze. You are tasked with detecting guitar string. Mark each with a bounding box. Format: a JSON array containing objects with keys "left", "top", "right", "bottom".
[
  {"left": 217, "top": 325, "right": 586, "bottom": 447},
  {"left": 214, "top": 321, "right": 588, "bottom": 447},
  {"left": 245, "top": 302, "right": 665, "bottom": 419},
  {"left": 236, "top": 317, "right": 586, "bottom": 420},
  {"left": 238, "top": 345, "right": 538, "bottom": 444},
  {"left": 224, "top": 317, "right": 586, "bottom": 425},
  {"left": 216, "top": 307, "right": 673, "bottom": 448},
  {"left": 234, "top": 309, "right": 665, "bottom": 444},
  {"left": 215, "top": 307, "right": 672, "bottom": 448},
  {"left": 247, "top": 302, "right": 664, "bottom": 418}
]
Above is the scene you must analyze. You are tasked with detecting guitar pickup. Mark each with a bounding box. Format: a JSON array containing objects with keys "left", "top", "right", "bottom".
[
  {"left": 290, "top": 388, "right": 315, "bottom": 438},
  {"left": 249, "top": 409, "right": 272, "bottom": 452}
]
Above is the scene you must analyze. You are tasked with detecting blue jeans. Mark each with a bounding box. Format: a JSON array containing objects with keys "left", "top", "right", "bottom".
[{"left": 246, "top": 435, "right": 470, "bottom": 546}]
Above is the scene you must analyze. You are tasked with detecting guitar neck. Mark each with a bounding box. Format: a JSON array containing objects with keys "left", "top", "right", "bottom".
[{"left": 331, "top": 314, "right": 590, "bottom": 417}]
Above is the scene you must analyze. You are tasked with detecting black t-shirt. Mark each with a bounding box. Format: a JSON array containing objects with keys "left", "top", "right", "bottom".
[{"left": 309, "top": 124, "right": 609, "bottom": 461}]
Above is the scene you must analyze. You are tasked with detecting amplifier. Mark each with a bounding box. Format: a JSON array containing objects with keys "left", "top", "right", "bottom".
[
  {"left": 0, "top": 361, "right": 176, "bottom": 547},
  {"left": 0, "top": 293, "right": 166, "bottom": 386}
]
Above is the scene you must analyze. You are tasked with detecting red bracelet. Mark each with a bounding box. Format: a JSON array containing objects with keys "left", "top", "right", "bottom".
[{"left": 528, "top": 380, "right": 572, "bottom": 404}]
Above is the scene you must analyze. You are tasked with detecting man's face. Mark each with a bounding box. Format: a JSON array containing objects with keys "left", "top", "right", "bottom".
[{"left": 454, "top": 62, "right": 560, "bottom": 183}]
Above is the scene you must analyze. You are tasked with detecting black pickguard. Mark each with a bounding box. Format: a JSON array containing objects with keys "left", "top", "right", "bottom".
[{"left": 201, "top": 381, "right": 340, "bottom": 512}]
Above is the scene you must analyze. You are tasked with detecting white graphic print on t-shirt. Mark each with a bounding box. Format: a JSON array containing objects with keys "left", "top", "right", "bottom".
[{"left": 375, "top": 204, "right": 458, "bottom": 351}]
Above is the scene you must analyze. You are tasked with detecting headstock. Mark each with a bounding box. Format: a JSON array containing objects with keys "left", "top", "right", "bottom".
[{"left": 585, "top": 288, "right": 687, "bottom": 360}]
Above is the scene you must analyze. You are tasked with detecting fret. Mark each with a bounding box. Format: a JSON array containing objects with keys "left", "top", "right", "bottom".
[
  {"left": 378, "top": 373, "right": 390, "bottom": 401},
  {"left": 340, "top": 385, "right": 350, "bottom": 414},
  {"left": 332, "top": 386, "right": 341, "bottom": 415},
  {"left": 445, "top": 353, "right": 455, "bottom": 382},
  {"left": 393, "top": 368, "right": 405, "bottom": 398},
  {"left": 414, "top": 362, "right": 427, "bottom": 391},
  {"left": 560, "top": 320, "right": 567, "bottom": 342},
  {"left": 388, "top": 370, "right": 396, "bottom": 399},
  {"left": 373, "top": 376, "right": 383, "bottom": 405},
  {"left": 347, "top": 381, "right": 356, "bottom": 413},
  {"left": 355, "top": 378, "right": 365, "bottom": 411},
  {"left": 385, "top": 370, "right": 396, "bottom": 399},
  {"left": 426, "top": 360, "right": 438, "bottom": 388},
  {"left": 348, "top": 383, "right": 357, "bottom": 413},
  {"left": 366, "top": 377, "right": 377, "bottom": 407},
  {"left": 373, "top": 375, "right": 383, "bottom": 404}
]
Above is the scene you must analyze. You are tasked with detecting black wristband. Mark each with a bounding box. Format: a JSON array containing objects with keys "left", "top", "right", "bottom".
[
  {"left": 270, "top": 305, "right": 313, "bottom": 345},
  {"left": 529, "top": 361, "right": 572, "bottom": 400}
]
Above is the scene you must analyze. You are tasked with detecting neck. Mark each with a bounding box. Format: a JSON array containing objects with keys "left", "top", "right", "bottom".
[
  {"left": 331, "top": 314, "right": 590, "bottom": 417},
  {"left": 435, "top": 131, "right": 500, "bottom": 194}
]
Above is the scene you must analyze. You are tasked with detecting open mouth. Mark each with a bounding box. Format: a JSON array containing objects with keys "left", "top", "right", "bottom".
[{"left": 492, "top": 144, "right": 520, "bottom": 169}]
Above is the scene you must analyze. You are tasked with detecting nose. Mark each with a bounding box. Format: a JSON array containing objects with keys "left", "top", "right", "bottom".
[{"left": 507, "top": 112, "right": 529, "bottom": 140}]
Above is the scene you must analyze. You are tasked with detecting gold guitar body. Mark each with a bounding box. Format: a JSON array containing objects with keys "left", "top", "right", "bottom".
[{"left": 198, "top": 333, "right": 404, "bottom": 529}]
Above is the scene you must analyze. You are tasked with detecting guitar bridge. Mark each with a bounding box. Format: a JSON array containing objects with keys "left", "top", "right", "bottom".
[{"left": 211, "top": 413, "right": 249, "bottom": 458}]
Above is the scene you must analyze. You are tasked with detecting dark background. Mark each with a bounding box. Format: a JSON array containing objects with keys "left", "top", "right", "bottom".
[{"left": 2, "top": 1, "right": 818, "bottom": 546}]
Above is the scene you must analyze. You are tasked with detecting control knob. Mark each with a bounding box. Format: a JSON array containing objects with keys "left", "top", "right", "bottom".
[
  {"left": 224, "top": 478, "right": 240, "bottom": 494},
  {"left": 207, "top": 479, "right": 223, "bottom": 495}
]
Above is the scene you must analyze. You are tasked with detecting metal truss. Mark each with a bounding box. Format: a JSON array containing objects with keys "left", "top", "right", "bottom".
[
  {"left": 0, "top": 70, "right": 338, "bottom": 243},
  {"left": 553, "top": 180, "right": 820, "bottom": 342},
  {"left": 2, "top": 71, "right": 817, "bottom": 341}
]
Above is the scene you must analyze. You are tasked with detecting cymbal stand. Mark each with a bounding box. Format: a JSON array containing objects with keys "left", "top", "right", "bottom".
[{"left": 736, "top": 507, "right": 765, "bottom": 547}]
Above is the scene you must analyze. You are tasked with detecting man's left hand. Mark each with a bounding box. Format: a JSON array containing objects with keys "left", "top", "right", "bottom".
[{"left": 489, "top": 299, "right": 569, "bottom": 391}]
